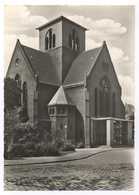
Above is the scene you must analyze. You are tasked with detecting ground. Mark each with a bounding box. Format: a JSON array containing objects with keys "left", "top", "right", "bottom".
[{"left": 4, "top": 148, "right": 134, "bottom": 190}]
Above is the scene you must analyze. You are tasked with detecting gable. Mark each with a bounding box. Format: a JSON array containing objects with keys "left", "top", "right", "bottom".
[
  {"left": 87, "top": 43, "right": 121, "bottom": 92},
  {"left": 6, "top": 40, "right": 59, "bottom": 86},
  {"left": 6, "top": 40, "right": 35, "bottom": 82}
]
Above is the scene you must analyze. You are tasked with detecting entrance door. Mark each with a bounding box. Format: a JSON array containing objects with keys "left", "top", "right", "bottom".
[{"left": 94, "top": 120, "right": 106, "bottom": 145}]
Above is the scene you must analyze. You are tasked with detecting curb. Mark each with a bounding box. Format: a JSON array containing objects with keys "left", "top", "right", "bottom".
[{"left": 4, "top": 149, "right": 112, "bottom": 167}]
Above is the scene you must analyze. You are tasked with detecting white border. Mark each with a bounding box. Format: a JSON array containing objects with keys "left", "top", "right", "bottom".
[{"left": 1, "top": 0, "right": 139, "bottom": 195}]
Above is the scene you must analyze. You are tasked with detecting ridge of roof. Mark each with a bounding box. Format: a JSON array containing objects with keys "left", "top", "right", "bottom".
[
  {"left": 48, "top": 86, "right": 73, "bottom": 106},
  {"left": 36, "top": 15, "right": 87, "bottom": 31}
]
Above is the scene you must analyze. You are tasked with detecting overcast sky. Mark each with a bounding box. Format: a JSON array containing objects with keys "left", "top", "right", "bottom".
[{"left": 4, "top": 5, "right": 134, "bottom": 105}]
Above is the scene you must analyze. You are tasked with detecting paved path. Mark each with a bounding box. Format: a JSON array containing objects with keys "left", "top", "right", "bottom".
[
  {"left": 4, "top": 148, "right": 134, "bottom": 190},
  {"left": 5, "top": 146, "right": 112, "bottom": 166}
]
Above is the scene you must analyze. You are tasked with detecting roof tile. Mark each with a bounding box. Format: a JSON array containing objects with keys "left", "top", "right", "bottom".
[
  {"left": 64, "top": 46, "right": 102, "bottom": 85},
  {"left": 22, "top": 45, "right": 59, "bottom": 85}
]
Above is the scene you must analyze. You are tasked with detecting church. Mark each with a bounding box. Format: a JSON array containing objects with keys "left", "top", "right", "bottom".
[{"left": 6, "top": 16, "right": 130, "bottom": 148}]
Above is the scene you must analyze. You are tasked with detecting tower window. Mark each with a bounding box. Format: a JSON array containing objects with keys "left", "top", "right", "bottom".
[
  {"left": 69, "top": 29, "right": 80, "bottom": 51},
  {"left": 53, "top": 34, "right": 56, "bottom": 48},
  {"left": 45, "top": 28, "right": 56, "bottom": 50}
]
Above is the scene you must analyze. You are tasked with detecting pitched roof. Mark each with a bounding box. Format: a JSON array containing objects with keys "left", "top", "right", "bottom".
[
  {"left": 21, "top": 44, "right": 59, "bottom": 85},
  {"left": 36, "top": 16, "right": 87, "bottom": 31},
  {"left": 48, "top": 86, "right": 73, "bottom": 106},
  {"left": 63, "top": 46, "right": 102, "bottom": 85}
]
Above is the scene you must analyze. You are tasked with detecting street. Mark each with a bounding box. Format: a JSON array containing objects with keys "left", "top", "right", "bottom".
[{"left": 4, "top": 148, "right": 134, "bottom": 190}]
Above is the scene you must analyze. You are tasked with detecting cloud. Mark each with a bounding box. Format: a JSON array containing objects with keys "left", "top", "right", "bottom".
[
  {"left": 5, "top": 6, "right": 47, "bottom": 36},
  {"left": 67, "top": 15, "right": 127, "bottom": 42}
]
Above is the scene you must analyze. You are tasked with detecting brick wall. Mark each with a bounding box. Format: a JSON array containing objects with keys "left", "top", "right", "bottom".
[
  {"left": 6, "top": 45, "right": 37, "bottom": 125},
  {"left": 87, "top": 45, "right": 125, "bottom": 118}
]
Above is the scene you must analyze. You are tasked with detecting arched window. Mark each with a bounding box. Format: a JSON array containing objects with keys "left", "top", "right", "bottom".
[
  {"left": 23, "top": 82, "right": 28, "bottom": 116},
  {"left": 112, "top": 93, "right": 116, "bottom": 117},
  {"left": 99, "top": 76, "right": 111, "bottom": 117},
  {"left": 53, "top": 34, "right": 56, "bottom": 48},
  {"left": 95, "top": 88, "right": 98, "bottom": 117},
  {"left": 15, "top": 74, "right": 21, "bottom": 106},
  {"left": 45, "top": 36, "right": 49, "bottom": 50},
  {"left": 70, "top": 29, "right": 80, "bottom": 51},
  {"left": 49, "top": 29, "right": 52, "bottom": 49},
  {"left": 76, "top": 37, "right": 80, "bottom": 50},
  {"left": 15, "top": 74, "right": 21, "bottom": 88},
  {"left": 45, "top": 28, "right": 56, "bottom": 50}
]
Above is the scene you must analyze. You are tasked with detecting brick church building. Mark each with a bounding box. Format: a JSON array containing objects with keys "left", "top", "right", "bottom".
[{"left": 6, "top": 16, "right": 127, "bottom": 147}]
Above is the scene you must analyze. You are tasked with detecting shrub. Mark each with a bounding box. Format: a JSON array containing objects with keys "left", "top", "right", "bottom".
[
  {"left": 44, "top": 143, "right": 60, "bottom": 156},
  {"left": 7, "top": 143, "right": 25, "bottom": 159},
  {"left": 76, "top": 142, "right": 85, "bottom": 148},
  {"left": 62, "top": 143, "right": 75, "bottom": 151},
  {"left": 34, "top": 142, "right": 59, "bottom": 156}
]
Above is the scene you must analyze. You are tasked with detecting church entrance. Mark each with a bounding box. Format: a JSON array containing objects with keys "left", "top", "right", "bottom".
[{"left": 91, "top": 119, "right": 106, "bottom": 146}]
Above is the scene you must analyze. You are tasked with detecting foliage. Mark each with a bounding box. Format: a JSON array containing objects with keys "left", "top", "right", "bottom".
[
  {"left": 19, "top": 106, "right": 29, "bottom": 122},
  {"left": 4, "top": 77, "right": 21, "bottom": 110},
  {"left": 62, "top": 143, "right": 75, "bottom": 151},
  {"left": 76, "top": 142, "right": 85, "bottom": 148},
  {"left": 4, "top": 115, "right": 60, "bottom": 159},
  {"left": 4, "top": 107, "right": 21, "bottom": 159}
]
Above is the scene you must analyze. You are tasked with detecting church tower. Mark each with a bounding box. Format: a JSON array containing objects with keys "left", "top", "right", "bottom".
[{"left": 36, "top": 16, "right": 87, "bottom": 84}]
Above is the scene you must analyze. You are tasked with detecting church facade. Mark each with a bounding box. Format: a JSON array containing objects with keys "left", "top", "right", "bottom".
[{"left": 6, "top": 16, "right": 127, "bottom": 147}]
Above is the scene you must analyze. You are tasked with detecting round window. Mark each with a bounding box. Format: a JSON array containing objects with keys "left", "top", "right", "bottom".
[{"left": 15, "top": 58, "right": 20, "bottom": 66}]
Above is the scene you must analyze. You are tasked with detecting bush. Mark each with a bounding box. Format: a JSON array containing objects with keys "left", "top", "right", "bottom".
[
  {"left": 62, "top": 143, "right": 75, "bottom": 151},
  {"left": 34, "top": 142, "right": 59, "bottom": 156},
  {"left": 76, "top": 142, "right": 85, "bottom": 148},
  {"left": 7, "top": 143, "right": 25, "bottom": 159}
]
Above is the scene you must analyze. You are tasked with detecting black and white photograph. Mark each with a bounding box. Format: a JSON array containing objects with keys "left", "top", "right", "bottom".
[{"left": 2, "top": 3, "right": 136, "bottom": 191}]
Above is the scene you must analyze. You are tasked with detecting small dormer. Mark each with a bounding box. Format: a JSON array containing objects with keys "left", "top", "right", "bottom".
[{"left": 36, "top": 16, "right": 87, "bottom": 52}]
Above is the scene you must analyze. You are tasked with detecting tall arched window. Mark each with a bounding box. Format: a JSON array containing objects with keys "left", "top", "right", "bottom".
[
  {"left": 69, "top": 29, "right": 80, "bottom": 51},
  {"left": 15, "top": 74, "right": 21, "bottom": 88},
  {"left": 95, "top": 88, "right": 98, "bottom": 117},
  {"left": 49, "top": 29, "right": 52, "bottom": 49},
  {"left": 15, "top": 74, "right": 21, "bottom": 105},
  {"left": 45, "top": 28, "right": 56, "bottom": 50},
  {"left": 112, "top": 93, "right": 116, "bottom": 117},
  {"left": 45, "top": 36, "right": 49, "bottom": 50},
  {"left": 53, "top": 34, "right": 56, "bottom": 48},
  {"left": 23, "top": 82, "right": 28, "bottom": 116},
  {"left": 99, "top": 76, "right": 111, "bottom": 117}
]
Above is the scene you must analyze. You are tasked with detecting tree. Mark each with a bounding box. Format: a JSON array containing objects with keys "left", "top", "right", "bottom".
[{"left": 4, "top": 77, "right": 21, "bottom": 110}]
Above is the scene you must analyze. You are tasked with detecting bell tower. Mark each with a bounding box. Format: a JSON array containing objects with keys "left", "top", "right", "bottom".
[{"left": 36, "top": 16, "right": 87, "bottom": 84}]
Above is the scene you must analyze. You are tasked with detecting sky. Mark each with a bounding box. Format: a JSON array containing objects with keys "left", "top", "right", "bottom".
[{"left": 4, "top": 5, "right": 134, "bottom": 105}]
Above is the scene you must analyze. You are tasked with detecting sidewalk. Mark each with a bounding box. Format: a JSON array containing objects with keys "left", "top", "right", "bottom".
[{"left": 4, "top": 147, "right": 112, "bottom": 166}]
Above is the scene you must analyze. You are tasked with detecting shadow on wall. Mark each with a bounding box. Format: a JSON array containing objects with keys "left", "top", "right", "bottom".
[{"left": 75, "top": 109, "right": 85, "bottom": 145}]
